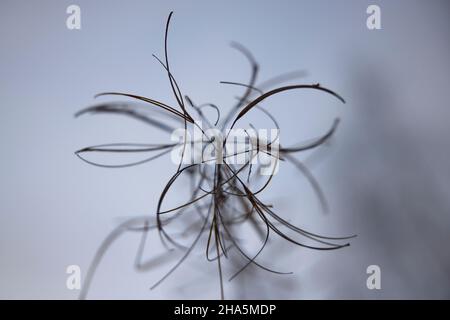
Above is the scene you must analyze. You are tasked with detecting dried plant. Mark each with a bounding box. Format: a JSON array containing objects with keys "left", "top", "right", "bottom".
[{"left": 75, "top": 12, "right": 355, "bottom": 299}]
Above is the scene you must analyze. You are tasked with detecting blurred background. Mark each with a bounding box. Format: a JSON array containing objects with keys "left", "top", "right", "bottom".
[{"left": 0, "top": 0, "right": 449, "bottom": 299}]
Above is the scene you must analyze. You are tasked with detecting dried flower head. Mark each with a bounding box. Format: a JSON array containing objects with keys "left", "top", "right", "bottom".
[{"left": 75, "top": 11, "right": 355, "bottom": 299}]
